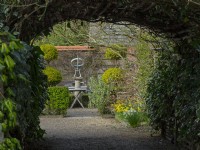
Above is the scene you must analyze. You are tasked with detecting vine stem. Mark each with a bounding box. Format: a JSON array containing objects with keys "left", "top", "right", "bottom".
[
  {"left": 188, "top": 0, "right": 200, "bottom": 6},
  {"left": 0, "top": 83, "right": 4, "bottom": 99}
]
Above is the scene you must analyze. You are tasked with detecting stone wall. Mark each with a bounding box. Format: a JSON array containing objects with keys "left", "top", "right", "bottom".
[
  {"left": 51, "top": 22, "right": 137, "bottom": 86},
  {"left": 50, "top": 47, "right": 136, "bottom": 87},
  {"left": 89, "top": 22, "right": 136, "bottom": 46}
]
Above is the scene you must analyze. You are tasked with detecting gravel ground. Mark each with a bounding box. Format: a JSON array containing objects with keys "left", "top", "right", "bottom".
[{"left": 29, "top": 109, "right": 177, "bottom": 150}]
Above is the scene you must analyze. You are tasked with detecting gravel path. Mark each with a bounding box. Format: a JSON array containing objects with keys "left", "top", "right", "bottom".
[{"left": 29, "top": 109, "right": 177, "bottom": 150}]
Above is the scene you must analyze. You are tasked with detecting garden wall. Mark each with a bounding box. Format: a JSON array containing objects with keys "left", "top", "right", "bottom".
[{"left": 50, "top": 46, "right": 136, "bottom": 86}]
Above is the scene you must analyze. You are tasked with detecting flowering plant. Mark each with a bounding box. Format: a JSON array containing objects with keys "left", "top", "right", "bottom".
[
  {"left": 112, "top": 99, "right": 144, "bottom": 113},
  {"left": 112, "top": 99, "right": 148, "bottom": 127}
]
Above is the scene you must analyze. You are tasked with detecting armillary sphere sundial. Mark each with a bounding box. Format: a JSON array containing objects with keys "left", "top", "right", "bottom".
[
  {"left": 69, "top": 56, "right": 87, "bottom": 109},
  {"left": 71, "top": 57, "right": 84, "bottom": 78}
]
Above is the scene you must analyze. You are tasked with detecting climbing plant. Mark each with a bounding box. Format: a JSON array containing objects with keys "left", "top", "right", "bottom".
[
  {"left": 0, "top": 0, "right": 200, "bottom": 149},
  {"left": 146, "top": 43, "right": 200, "bottom": 148},
  {"left": 0, "top": 32, "right": 48, "bottom": 148}
]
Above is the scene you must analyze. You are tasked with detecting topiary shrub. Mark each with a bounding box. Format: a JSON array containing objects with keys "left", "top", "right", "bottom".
[
  {"left": 102, "top": 68, "right": 124, "bottom": 84},
  {"left": 46, "top": 86, "right": 70, "bottom": 115},
  {"left": 40, "top": 44, "right": 58, "bottom": 63},
  {"left": 43, "top": 66, "right": 62, "bottom": 86},
  {"left": 104, "top": 44, "right": 127, "bottom": 60}
]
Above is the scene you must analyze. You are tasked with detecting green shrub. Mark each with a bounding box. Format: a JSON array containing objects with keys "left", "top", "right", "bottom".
[
  {"left": 104, "top": 44, "right": 127, "bottom": 60},
  {"left": 88, "top": 76, "right": 114, "bottom": 114},
  {"left": 43, "top": 66, "right": 62, "bottom": 86},
  {"left": 102, "top": 68, "right": 124, "bottom": 84},
  {"left": 40, "top": 44, "right": 58, "bottom": 63},
  {"left": 46, "top": 86, "right": 70, "bottom": 115}
]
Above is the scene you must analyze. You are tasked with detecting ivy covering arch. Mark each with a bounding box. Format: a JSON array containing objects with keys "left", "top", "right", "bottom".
[
  {"left": 0, "top": 0, "right": 200, "bottom": 149},
  {"left": 0, "top": 0, "right": 199, "bottom": 42}
]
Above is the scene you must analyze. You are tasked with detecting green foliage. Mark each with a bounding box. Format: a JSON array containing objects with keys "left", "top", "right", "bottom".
[
  {"left": 88, "top": 76, "right": 114, "bottom": 114},
  {"left": 46, "top": 86, "right": 70, "bottom": 115},
  {"left": 115, "top": 111, "right": 148, "bottom": 128},
  {"left": 146, "top": 44, "right": 200, "bottom": 146},
  {"left": 104, "top": 44, "right": 127, "bottom": 60},
  {"left": 0, "top": 99, "right": 17, "bottom": 133},
  {"left": 34, "top": 21, "right": 89, "bottom": 46},
  {"left": 40, "top": 44, "right": 58, "bottom": 63},
  {"left": 125, "top": 112, "right": 148, "bottom": 128},
  {"left": 0, "top": 138, "right": 22, "bottom": 150},
  {"left": 113, "top": 99, "right": 148, "bottom": 127},
  {"left": 43, "top": 66, "right": 62, "bottom": 86},
  {"left": 134, "top": 37, "right": 155, "bottom": 98},
  {"left": 102, "top": 67, "right": 124, "bottom": 84},
  {"left": 0, "top": 32, "right": 48, "bottom": 148}
]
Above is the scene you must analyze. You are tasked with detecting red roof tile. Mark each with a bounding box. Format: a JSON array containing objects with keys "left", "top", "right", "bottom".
[{"left": 55, "top": 46, "right": 95, "bottom": 51}]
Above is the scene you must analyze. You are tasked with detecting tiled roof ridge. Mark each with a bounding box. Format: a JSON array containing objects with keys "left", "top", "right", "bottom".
[{"left": 55, "top": 46, "right": 95, "bottom": 51}]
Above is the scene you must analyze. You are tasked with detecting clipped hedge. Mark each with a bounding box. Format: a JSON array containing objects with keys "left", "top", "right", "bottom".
[
  {"left": 40, "top": 44, "right": 58, "bottom": 63},
  {"left": 102, "top": 67, "right": 124, "bottom": 84},
  {"left": 46, "top": 86, "right": 70, "bottom": 115},
  {"left": 43, "top": 66, "right": 62, "bottom": 86},
  {"left": 104, "top": 44, "right": 127, "bottom": 60}
]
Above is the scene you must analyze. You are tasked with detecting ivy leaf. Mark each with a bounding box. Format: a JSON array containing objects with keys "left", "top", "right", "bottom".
[
  {"left": 1, "top": 74, "right": 7, "bottom": 84},
  {"left": 0, "top": 23, "right": 3, "bottom": 28},
  {"left": 13, "top": 31, "right": 20, "bottom": 36},
  {"left": 5, "top": 87, "right": 15, "bottom": 97},
  {"left": 1, "top": 43, "right": 10, "bottom": 54},
  {"left": 3, "top": 26, "right": 9, "bottom": 32},
  {"left": 17, "top": 74, "right": 29, "bottom": 83},
  {"left": 1, "top": 122, "right": 7, "bottom": 132},
  {"left": 9, "top": 41, "right": 20, "bottom": 50},
  {"left": 0, "top": 64, "right": 5, "bottom": 71},
  {"left": 4, "top": 55, "right": 15, "bottom": 70},
  {"left": 11, "top": 51, "right": 21, "bottom": 62}
]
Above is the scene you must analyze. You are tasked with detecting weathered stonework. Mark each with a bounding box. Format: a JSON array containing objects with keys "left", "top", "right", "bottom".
[
  {"left": 51, "top": 23, "right": 137, "bottom": 87},
  {"left": 50, "top": 49, "right": 104, "bottom": 85},
  {"left": 51, "top": 46, "right": 136, "bottom": 91},
  {"left": 89, "top": 22, "right": 136, "bottom": 46}
]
